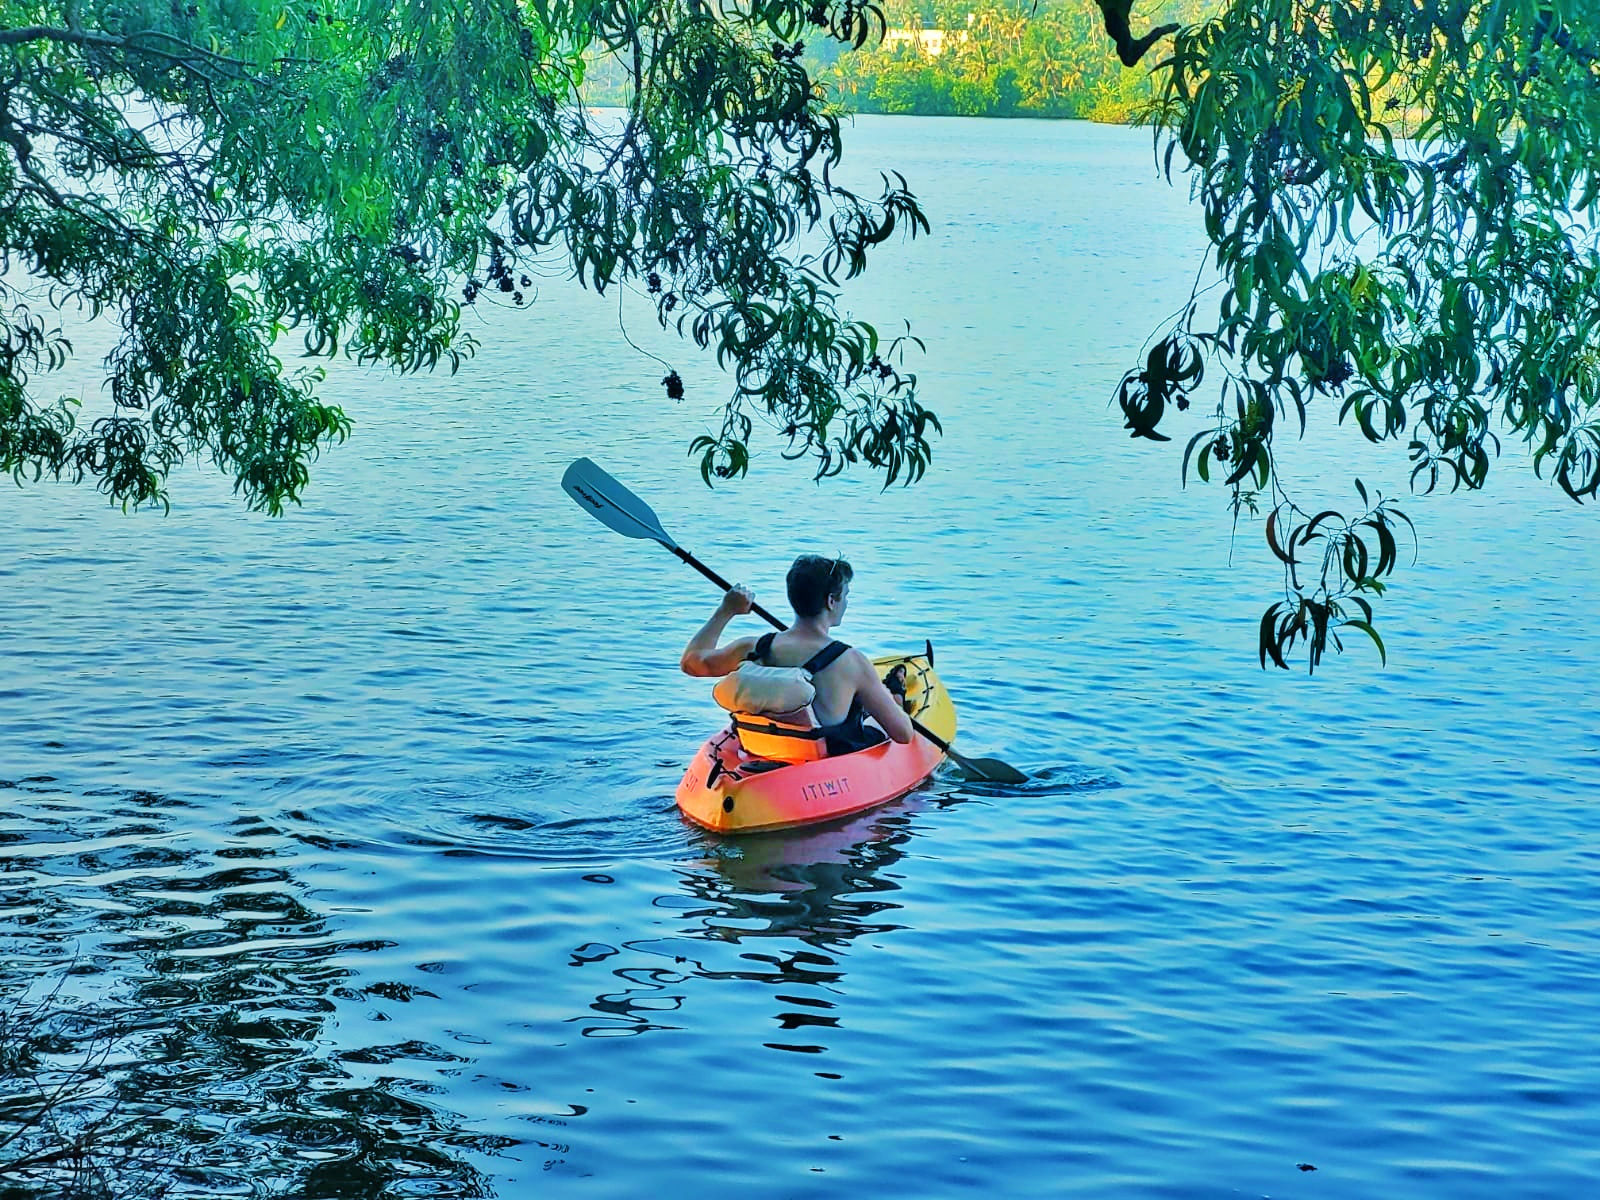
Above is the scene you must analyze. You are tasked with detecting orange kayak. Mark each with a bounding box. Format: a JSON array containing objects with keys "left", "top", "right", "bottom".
[{"left": 676, "top": 649, "right": 956, "bottom": 834}]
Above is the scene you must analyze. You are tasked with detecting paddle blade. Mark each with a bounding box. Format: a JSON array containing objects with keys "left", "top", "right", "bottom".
[
  {"left": 562, "top": 458, "right": 677, "bottom": 548},
  {"left": 912, "top": 716, "right": 1027, "bottom": 784},
  {"left": 949, "top": 752, "right": 1028, "bottom": 785}
]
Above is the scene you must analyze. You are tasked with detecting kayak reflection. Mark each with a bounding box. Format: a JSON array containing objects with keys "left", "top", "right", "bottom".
[{"left": 571, "top": 794, "right": 952, "bottom": 1051}]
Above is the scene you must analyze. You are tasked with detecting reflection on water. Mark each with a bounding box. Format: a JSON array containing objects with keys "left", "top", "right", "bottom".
[
  {"left": 566, "top": 798, "right": 938, "bottom": 1050},
  {"left": 5, "top": 772, "right": 943, "bottom": 1194},
  {"left": 0, "top": 780, "right": 504, "bottom": 1199}
]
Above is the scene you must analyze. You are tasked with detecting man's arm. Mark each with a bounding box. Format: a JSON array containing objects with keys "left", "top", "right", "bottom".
[
  {"left": 680, "top": 586, "right": 760, "bottom": 677},
  {"left": 851, "top": 651, "right": 915, "bottom": 744}
]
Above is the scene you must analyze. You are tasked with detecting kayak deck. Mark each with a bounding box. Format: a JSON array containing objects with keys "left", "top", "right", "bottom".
[{"left": 676, "top": 650, "right": 956, "bottom": 834}]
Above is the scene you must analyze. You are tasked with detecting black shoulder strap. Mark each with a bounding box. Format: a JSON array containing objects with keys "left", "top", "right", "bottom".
[
  {"left": 801, "top": 640, "right": 851, "bottom": 675},
  {"left": 748, "top": 632, "right": 776, "bottom": 664}
]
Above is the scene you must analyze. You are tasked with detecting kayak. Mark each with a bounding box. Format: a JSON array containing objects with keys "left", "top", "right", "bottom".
[{"left": 676, "top": 648, "right": 955, "bottom": 834}]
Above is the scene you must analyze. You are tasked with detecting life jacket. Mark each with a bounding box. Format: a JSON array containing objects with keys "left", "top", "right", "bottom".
[{"left": 721, "top": 635, "right": 851, "bottom": 764}]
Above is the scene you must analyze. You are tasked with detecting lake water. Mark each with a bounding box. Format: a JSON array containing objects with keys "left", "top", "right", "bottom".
[{"left": 4, "top": 117, "right": 1599, "bottom": 1199}]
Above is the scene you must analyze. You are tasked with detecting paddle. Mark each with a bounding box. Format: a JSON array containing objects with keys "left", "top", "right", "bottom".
[{"left": 562, "top": 457, "right": 1028, "bottom": 785}]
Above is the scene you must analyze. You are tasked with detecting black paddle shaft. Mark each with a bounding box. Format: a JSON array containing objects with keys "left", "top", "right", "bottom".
[{"left": 671, "top": 546, "right": 789, "bottom": 631}]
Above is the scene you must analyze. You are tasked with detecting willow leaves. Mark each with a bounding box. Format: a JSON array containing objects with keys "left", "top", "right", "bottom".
[{"left": 1120, "top": 0, "right": 1600, "bottom": 668}]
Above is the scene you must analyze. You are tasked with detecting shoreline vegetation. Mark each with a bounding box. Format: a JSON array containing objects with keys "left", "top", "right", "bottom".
[{"left": 583, "top": 0, "right": 1213, "bottom": 123}]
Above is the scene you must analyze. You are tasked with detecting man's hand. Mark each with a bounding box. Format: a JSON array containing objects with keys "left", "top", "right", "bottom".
[{"left": 719, "top": 584, "right": 755, "bottom": 616}]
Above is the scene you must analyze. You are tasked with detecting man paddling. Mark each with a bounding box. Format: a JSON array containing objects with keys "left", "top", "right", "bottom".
[{"left": 680, "top": 554, "right": 914, "bottom": 756}]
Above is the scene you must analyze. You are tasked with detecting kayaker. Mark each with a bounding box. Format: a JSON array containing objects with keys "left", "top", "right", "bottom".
[{"left": 679, "top": 554, "right": 915, "bottom": 756}]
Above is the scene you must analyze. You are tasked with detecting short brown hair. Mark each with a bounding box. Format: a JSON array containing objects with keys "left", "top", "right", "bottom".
[{"left": 786, "top": 554, "right": 852, "bottom": 618}]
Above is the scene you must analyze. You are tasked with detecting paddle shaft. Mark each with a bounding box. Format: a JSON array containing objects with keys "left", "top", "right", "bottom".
[
  {"left": 670, "top": 545, "right": 789, "bottom": 630},
  {"left": 668, "top": 543, "right": 962, "bottom": 760}
]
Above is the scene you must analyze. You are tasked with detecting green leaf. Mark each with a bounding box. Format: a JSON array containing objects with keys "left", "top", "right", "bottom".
[{"left": 1343, "top": 619, "right": 1387, "bottom": 667}]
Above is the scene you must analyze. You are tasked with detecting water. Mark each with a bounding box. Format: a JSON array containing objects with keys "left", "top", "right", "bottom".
[{"left": 4, "top": 117, "right": 1599, "bottom": 1199}]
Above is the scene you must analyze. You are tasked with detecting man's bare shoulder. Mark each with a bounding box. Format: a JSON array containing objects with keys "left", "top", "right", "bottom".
[{"left": 840, "top": 646, "right": 879, "bottom": 680}]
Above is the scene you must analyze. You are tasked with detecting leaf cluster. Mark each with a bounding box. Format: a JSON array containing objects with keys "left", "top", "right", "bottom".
[
  {"left": 0, "top": 0, "right": 560, "bottom": 510},
  {"left": 524, "top": 0, "right": 943, "bottom": 487},
  {"left": 0, "top": 0, "right": 940, "bottom": 510},
  {"left": 1124, "top": 0, "right": 1600, "bottom": 668},
  {"left": 1257, "top": 478, "right": 1412, "bottom": 671}
]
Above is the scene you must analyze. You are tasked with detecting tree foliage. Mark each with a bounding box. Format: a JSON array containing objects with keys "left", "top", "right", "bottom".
[
  {"left": 0, "top": 0, "right": 938, "bottom": 512},
  {"left": 1110, "top": 0, "right": 1600, "bottom": 669},
  {"left": 10, "top": 0, "right": 1597, "bottom": 670}
]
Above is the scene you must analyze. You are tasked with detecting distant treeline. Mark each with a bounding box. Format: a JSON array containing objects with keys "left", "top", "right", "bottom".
[
  {"left": 582, "top": 1, "right": 1214, "bottom": 122},
  {"left": 816, "top": 0, "right": 1214, "bottom": 121}
]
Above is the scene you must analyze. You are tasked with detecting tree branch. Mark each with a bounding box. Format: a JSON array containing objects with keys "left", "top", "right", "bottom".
[
  {"left": 1094, "top": 0, "right": 1179, "bottom": 68},
  {"left": 0, "top": 23, "right": 309, "bottom": 80}
]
